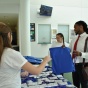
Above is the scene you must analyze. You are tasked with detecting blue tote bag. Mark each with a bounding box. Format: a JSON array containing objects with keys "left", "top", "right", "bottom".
[{"left": 49, "top": 47, "right": 75, "bottom": 75}]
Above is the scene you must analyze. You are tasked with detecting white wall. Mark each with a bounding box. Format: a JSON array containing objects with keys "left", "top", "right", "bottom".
[
  {"left": 0, "top": 0, "right": 88, "bottom": 58},
  {"left": 30, "top": 0, "right": 88, "bottom": 57},
  {"left": 0, "top": 4, "right": 19, "bottom": 13}
]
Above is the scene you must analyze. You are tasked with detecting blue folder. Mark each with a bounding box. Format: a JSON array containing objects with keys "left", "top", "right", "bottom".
[
  {"left": 49, "top": 47, "right": 75, "bottom": 75},
  {"left": 24, "top": 56, "right": 42, "bottom": 64}
]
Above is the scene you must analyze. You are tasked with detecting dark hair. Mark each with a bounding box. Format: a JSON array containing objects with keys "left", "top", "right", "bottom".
[
  {"left": 56, "top": 33, "right": 64, "bottom": 44},
  {"left": 0, "top": 22, "right": 12, "bottom": 63},
  {"left": 75, "top": 20, "right": 88, "bottom": 34}
]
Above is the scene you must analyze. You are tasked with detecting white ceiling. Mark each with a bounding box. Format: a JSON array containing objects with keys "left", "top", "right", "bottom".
[
  {"left": 0, "top": 0, "right": 19, "bottom": 4},
  {"left": 0, "top": 0, "right": 19, "bottom": 26}
]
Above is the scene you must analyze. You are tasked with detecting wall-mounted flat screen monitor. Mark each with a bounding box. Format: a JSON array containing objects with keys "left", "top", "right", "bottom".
[{"left": 39, "top": 5, "right": 53, "bottom": 16}]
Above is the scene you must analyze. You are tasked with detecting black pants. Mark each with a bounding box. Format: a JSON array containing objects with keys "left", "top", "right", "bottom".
[{"left": 72, "top": 63, "right": 88, "bottom": 88}]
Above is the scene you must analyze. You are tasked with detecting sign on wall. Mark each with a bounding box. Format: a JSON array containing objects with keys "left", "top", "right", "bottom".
[
  {"left": 51, "top": 29, "right": 57, "bottom": 39},
  {"left": 70, "top": 30, "right": 76, "bottom": 39},
  {"left": 30, "top": 23, "right": 35, "bottom": 42}
]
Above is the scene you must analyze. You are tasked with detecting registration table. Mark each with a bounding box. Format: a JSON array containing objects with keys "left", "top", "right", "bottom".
[{"left": 21, "top": 66, "right": 76, "bottom": 88}]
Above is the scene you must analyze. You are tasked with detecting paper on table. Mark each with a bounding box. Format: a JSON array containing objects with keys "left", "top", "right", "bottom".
[
  {"left": 58, "top": 81, "right": 67, "bottom": 86},
  {"left": 49, "top": 76, "right": 58, "bottom": 80},
  {"left": 66, "top": 84, "right": 75, "bottom": 87},
  {"left": 57, "top": 75, "right": 63, "bottom": 78},
  {"left": 21, "top": 83, "right": 28, "bottom": 88},
  {"left": 27, "top": 80, "right": 37, "bottom": 86}
]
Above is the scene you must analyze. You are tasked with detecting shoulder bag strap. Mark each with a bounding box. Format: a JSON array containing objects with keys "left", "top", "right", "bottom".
[{"left": 83, "top": 37, "right": 88, "bottom": 67}]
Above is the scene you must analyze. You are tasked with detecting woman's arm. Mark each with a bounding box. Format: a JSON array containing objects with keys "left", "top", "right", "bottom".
[{"left": 22, "top": 56, "right": 51, "bottom": 75}]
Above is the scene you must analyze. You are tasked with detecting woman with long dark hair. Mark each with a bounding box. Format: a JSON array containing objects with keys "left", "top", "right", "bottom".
[{"left": 51, "top": 33, "right": 69, "bottom": 48}]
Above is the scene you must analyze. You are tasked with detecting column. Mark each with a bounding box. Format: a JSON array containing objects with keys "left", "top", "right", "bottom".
[{"left": 19, "top": 0, "right": 31, "bottom": 56}]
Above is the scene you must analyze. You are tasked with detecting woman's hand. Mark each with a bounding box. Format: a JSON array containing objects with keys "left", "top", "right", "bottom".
[
  {"left": 21, "top": 71, "right": 29, "bottom": 77},
  {"left": 62, "top": 44, "right": 65, "bottom": 48},
  {"left": 43, "top": 56, "right": 51, "bottom": 63}
]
